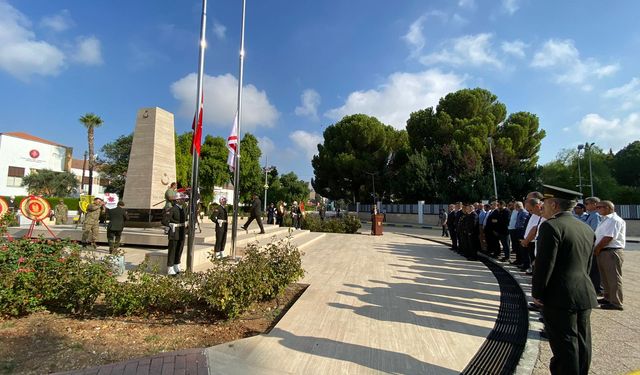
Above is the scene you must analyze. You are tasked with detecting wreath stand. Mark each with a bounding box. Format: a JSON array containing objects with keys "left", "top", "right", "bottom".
[{"left": 24, "top": 217, "right": 58, "bottom": 239}]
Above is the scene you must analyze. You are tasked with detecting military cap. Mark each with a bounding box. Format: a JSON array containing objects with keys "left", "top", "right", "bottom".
[{"left": 542, "top": 184, "right": 582, "bottom": 201}]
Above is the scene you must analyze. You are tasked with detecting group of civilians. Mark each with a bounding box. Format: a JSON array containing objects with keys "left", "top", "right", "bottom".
[{"left": 440, "top": 186, "right": 626, "bottom": 374}]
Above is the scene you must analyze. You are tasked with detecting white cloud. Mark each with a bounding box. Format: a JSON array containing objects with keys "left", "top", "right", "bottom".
[
  {"left": 603, "top": 77, "right": 640, "bottom": 110},
  {"left": 578, "top": 113, "right": 640, "bottom": 151},
  {"left": 420, "top": 33, "right": 503, "bottom": 69},
  {"left": 40, "top": 9, "right": 74, "bottom": 32},
  {"left": 501, "top": 40, "right": 527, "bottom": 58},
  {"left": 531, "top": 39, "right": 619, "bottom": 88},
  {"left": 458, "top": 0, "right": 475, "bottom": 9},
  {"left": 325, "top": 69, "right": 465, "bottom": 129},
  {"left": 257, "top": 136, "right": 276, "bottom": 157},
  {"left": 502, "top": 0, "right": 521, "bottom": 15},
  {"left": 403, "top": 15, "right": 427, "bottom": 56},
  {"left": 0, "top": 1, "right": 66, "bottom": 79},
  {"left": 294, "top": 89, "right": 321, "bottom": 119},
  {"left": 289, "top": 130, "right": 322, "bottom": 160},
  {"left": 170, "top": 73, "right": 279, "bottom": 131},
  {"left": 212, "top": 21, "right": 226, "bottom": 40},
  {"left": 72, "top": 36, "right": 103, "bottom": 65}
]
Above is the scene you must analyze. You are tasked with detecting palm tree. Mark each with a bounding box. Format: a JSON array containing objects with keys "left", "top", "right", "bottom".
[{"left": 79, "top": 113, "right": 104, "bottom": 195}]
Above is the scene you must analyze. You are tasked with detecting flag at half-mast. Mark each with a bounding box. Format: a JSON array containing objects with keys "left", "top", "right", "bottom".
[
  {"left": 227, "top": 113, "right": 239, "bottom": 171},
  {"left": 191, "top": 94, "right": 204, "bottom": 156}
]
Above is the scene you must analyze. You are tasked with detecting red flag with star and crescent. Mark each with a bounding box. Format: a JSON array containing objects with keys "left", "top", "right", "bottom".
[
  {"left": 191, "top": 94, "right": 204, "bottom": 156},
  {"left": 227, "top": 113, "right": 239, "bottom": 172}
]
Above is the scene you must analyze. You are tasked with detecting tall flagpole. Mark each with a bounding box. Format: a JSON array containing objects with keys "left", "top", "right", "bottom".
[
  {"left": 187, "top": 0, "right": 208, "bottom": 272},
  {"left": 231, "top": 0, "right": 247, "bottom": 259}
]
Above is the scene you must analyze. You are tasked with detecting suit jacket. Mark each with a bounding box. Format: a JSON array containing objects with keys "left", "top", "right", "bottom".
[
  {"left": 107, "top": 207, "right": 129, "bottom": 231},
  {"left": 532, "top": 211, "right": 598, "bottom": 309},
  {"left": 250, "top": 197, "right": 262, "bottom": 216}
]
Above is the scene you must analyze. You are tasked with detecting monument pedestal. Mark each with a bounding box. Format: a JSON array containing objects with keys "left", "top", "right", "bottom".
[{"left": 122, "top": 107, "right": 176, "bottom": 227}]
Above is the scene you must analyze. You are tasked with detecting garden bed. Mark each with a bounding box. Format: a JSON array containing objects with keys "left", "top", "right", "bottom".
[{"left": 0, "top": 283, "right": 307, "bottom": 374}]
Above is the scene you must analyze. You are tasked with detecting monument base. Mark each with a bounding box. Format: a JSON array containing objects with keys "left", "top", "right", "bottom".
[{"left": 124, "top": 208, "right": 166, "bottom": 228}]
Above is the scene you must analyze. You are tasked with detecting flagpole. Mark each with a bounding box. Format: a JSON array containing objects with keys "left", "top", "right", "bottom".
[
  {"left": 187, "top": 0, "right": 208, "bottom": 272},
  {"left": 231, "top": 0, "right": 247, "bottom": 259}
]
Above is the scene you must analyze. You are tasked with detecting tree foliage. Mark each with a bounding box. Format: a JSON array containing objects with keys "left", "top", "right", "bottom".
[
  {"left": 403, "top": 88, "right": 545, "bottom": 201},
  {"left": 98, "top": 134, "right": 133, "bottom": 197},
  {"left": 266, "top": 171, "right": 310, "bottom": 204},
  {"left": 312, "top": 114, "right": 408, "bottom": 202},
  {"left": 613, "top": 141, "right": 640, "bottom": 187},
  {"left": 238, "top": 133, "right": 263, "bottom": 202},
  {"left": 22, "top": 169, "right": 79, "bottom": 197}
]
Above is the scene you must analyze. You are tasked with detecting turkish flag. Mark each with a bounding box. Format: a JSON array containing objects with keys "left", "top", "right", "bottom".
[
  {"left": 191, "top": 94, "right": 204, "bottom": 156},
  {"left": 227, "top": 113, "right": 239, "bottom": 171}
]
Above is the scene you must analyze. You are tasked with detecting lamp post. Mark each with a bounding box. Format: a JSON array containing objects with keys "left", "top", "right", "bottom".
[
  {"left": 487, "top": 137, "right": 498, "bottom": 200},
  {"left": 585, "top": 142, "right": 595, "bottom": 196},
  {"left": 577, "top": 144, "right": 584, "bottom": 194},
  {"left": 262, "top": 157, "right": 272, "bottom": 212},
  {"left": 364, "top": 171, "right": 376, "bottom": 207}
]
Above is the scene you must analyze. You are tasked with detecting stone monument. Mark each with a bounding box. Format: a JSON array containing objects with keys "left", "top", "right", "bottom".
[{"left": 122, "top": 107, "right": 176, "bottom": 225}]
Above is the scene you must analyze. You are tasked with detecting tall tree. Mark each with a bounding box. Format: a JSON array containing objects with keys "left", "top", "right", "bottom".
[
  {"left": 199, "top": 135, "right": 233, "bottom": 200},
  {"left": 312, "top": 114, "right": 407, "bottom": 202},
  {"left": 613, "top": 141, "right": 640, "bottom": 187},
  {"left": 79, "top": 113, "right": 104, "bottom": 195},
  {"left": 98, "top": 133, "right": 133, "bottom": 197},
  {"left": 405, "top": 88, "right": 544, "bottom": 201},
  {"left": 175, "top": 132, "right": 193, "bottom": 188},
  {"left": 22, "top": 169, "right": 78, "bottom": 197},
  {"left": 239, "top": 133, "right": 263, "bottom": 202}
]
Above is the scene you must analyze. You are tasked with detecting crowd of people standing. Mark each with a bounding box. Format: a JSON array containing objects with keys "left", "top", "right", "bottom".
[{"left": 440, "top": 186, "right": 627, "bottom": 374}]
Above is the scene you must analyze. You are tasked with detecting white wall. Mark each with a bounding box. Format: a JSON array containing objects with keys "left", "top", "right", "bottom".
[
  {"left": 70, "top": 167, "right": 106, "bottom": 196},
  {"left": 0, "top": 135, "right": 68, "bottom": 196}
]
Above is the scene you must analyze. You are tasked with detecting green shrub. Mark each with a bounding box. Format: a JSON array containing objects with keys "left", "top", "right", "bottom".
[
  {"left": 301, "top": 214, "right": 361, "bottom": 234},
  {"left": 0, "top": 237, "right": 115, "bottom": 317}
]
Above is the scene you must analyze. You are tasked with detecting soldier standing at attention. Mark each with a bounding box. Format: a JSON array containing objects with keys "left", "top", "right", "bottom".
[
  {"left": 533, "top": 185, "right": 597, "bottom": 375},
  {"left": 82, "top": 197, "right": 105, "bottom": 249},
  {"left": 54, "top": 199, "right": 69, "bottom": 225},
  {"left": 210, "top": 197, "right": 228, "bottom": 259},
  {"left": 167, "top": 193, "right": 187, "bottom": 275},
  {"left": 106, "top": 201, "right": 129, "bottom": 254}
]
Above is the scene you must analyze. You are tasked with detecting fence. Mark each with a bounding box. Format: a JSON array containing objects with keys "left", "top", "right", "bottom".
[{"left": 349, "top": 203, "right": 640, "bottom": 220}]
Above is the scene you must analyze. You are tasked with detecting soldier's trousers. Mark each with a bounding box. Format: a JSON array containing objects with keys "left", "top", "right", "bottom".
[
  {"left": 82, "top": 224, "right": 99, "bottom": 245},
  {"left": 107, "top": 229, "right": 123, "bottom": 254},
  {"left": 544, "top": 306, "right": 592, "bottom": 375},
  {"left": 215, "top": 224, "right": 227, "bottom": 253},
  {"left": 167, "top": 235, "right": 185, "bottom": 267}
]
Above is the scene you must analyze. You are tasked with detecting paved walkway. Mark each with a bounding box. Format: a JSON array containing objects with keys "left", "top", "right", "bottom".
[{"left": 56, "top": 225, "right": 640, "bottom": 374}]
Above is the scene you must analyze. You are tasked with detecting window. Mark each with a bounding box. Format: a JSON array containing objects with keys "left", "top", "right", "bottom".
[{"left": 7, "top": 166, "right": 24, "bottom": 187}]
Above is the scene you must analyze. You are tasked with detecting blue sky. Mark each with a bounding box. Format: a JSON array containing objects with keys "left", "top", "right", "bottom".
[{"left": 1, "top": 0, "right": 639, "bottom": 182}]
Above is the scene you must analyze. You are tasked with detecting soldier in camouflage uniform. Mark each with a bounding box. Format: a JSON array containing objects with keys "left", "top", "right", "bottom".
[
  {"left": 54, "top": 199, "right": 69, "bottom": 225},
  {"left": 82, "top": 197, "right": 105, "bottom": 248}
]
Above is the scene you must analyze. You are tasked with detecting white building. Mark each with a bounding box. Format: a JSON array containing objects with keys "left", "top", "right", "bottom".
[
  {"left": 0, "top": 132, "right": 106, "bottom": 197},
  {"left": 69, "top": 158, "right": 107, "bottom": 196}
]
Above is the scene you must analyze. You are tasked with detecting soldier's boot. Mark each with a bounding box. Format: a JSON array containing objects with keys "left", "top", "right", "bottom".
[{"left": 91, "top": 242, "right": 97, "bottom": 250}]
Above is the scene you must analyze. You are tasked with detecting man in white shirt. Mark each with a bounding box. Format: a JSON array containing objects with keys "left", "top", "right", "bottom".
[
  {"left": 593, "top": 200, "right": 626, "bottom": 310},
  {"left": 520, "top": 197, "right": 545, "bottom": 274}
]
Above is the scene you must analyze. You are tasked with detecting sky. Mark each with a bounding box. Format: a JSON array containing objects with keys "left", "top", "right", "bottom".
[{"left": 1, "top": 0, "right": 639, "bottom": 183}]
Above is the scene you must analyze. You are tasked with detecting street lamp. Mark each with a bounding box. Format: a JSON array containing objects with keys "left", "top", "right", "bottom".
[
  {"left": 364, "top": 171, "right": 376, "bottom": 207},
  {"left": 487, "top": 137, "right": 498, "bottom": 200},
  {"left": 585, "top": 142, "right": 595, "bottom": 196},
  {"left": 262, "top": 158, "right": 273, "bottom": 212},
  {"left": 577, "top": 144, "right": 584, "bottom": 194}
]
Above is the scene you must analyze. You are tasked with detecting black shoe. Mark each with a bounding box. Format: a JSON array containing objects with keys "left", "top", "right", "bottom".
[
  {"left": 258, "top": 231, "right": 266, "bottom": 234},
  {"left": 597, "top": 298, "right": 609, "bottom": 305},
  {"left": 242, "top": 226, "right": 248, "bottom": 233},
  {"left": 600, "top": 303, "right": 623, "bottom": 311}
]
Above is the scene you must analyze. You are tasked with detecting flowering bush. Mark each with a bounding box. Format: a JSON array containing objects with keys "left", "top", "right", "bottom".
[{"left": 0, "top": 237, "right": 114, "bottom": 317}]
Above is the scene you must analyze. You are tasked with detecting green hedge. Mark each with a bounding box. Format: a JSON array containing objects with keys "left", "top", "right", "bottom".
[
  {"left": 1, "top": 215, "right": 305, "bottom": 320},
  {"left": 1, "top": 196, "right": 80, "bottom": 211},
  {"left": 300, "top": 214, "right": 362, "bottom": 234}
]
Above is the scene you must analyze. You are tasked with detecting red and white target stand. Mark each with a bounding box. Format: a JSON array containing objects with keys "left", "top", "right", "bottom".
[
  {"left": 20, "top": 196, "right": 57, "bottom": 239},
  {"left": 0, "top": 197, "right": 14, "bottom": 240}
]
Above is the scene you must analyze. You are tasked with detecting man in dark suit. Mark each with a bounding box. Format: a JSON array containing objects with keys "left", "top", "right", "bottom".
[
  {"left": 241, "top": 193, "right": 265, "bottom": 234},
  {"left": 533, "top": 184, "right": 598, "bottom": 375},
  {"left": 106, "top": 201, "right": 129, "bottom": 254}
]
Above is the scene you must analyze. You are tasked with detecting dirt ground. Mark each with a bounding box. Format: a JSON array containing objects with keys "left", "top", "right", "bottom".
[{"left": 0, "top": 284, "right": 307, "bottom": 375}]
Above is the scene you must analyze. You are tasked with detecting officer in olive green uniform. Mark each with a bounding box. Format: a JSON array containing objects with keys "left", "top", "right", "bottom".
[
  {"left": 82, "top": 197, "right": 105, "bottom": 248},
  {"left": 54, "top": 199, "right": 69, "bottom": 225},
  {"left": 209, "top": 197, "right": 228, "bottom": 259},
  {"left": 107, "top": 201, "right": 129, "bottom": 254},
  {"left": 533, "top": 185, "right": 598, "bottom": 375}
]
